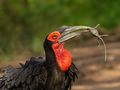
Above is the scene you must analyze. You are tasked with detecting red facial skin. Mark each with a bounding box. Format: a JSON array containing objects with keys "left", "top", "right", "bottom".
[{"left": 47, "top": 31, "right": 72, "bottom": 72}]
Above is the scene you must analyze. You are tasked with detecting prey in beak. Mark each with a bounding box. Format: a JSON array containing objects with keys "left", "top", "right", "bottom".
[
  {"left": 58, "top": 25, "right": 108, "bottom": 62},
  {"left": 58, "top": 25, "right": 96, "bottom": 43}
]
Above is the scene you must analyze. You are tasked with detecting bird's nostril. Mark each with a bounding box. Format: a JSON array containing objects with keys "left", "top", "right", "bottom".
[{"left": 58, "top": 26, "right": 70, "bottom": 33}]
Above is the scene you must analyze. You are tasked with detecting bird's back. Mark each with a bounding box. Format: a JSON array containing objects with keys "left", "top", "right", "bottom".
[{"left": 0, "top": 57, "right": 47, "bottom": 90}]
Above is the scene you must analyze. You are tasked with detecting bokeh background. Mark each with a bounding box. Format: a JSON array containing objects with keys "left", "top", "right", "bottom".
[{"left": 0, "top": 0, "right": 120, "bottom": 90}]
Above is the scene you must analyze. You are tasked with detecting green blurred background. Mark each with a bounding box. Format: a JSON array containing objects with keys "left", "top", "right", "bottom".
[{"left": 0, "top": 0, "right": 120, "bottom": 61}]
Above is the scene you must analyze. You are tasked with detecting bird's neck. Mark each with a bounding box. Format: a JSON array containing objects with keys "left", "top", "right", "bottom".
[{"left": 52, "top": 43, "right": 72, "bottom": 72}]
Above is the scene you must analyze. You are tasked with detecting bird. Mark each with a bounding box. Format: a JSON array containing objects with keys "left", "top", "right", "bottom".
[{"left": 0, "top": 26, "right": 91, "bottom": 90}]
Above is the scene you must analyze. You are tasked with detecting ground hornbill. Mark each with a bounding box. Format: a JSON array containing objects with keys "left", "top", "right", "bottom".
[{"left": 0, "top": 26, "right": 102, "bottom": 90}]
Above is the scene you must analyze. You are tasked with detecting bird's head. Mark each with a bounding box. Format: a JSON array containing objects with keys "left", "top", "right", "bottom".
[{"left": 44, "top": 26, "right": 91, "bottom": 72}]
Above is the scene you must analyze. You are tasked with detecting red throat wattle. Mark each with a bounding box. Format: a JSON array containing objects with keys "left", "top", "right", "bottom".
[{"left": 52, "top": 43, "right": 72, "bottom": 72}]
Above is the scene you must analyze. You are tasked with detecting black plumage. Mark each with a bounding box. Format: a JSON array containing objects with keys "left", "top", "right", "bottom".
[
  {"left": 0, "top": 57, "right": 78, "bottom": 90},
  {"left": 0, "top": 28, "right": 79, "bottom": 90}
]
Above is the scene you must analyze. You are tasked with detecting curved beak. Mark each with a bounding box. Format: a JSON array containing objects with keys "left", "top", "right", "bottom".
[
  {"left": 58, "top": 26, "right": 93, "bottom": 43},
  {"left": 58, "top": 25, "right": 107, "bottom": 62}
]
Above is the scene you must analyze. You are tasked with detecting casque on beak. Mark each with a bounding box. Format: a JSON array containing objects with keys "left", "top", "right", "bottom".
[{"left": 58, "top": 26, "right": 94, "bottom": 43}]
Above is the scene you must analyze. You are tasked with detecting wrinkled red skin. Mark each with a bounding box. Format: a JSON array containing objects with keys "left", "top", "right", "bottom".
[{"left": 52, "top": 43, "right": 72, "bottom": 72}]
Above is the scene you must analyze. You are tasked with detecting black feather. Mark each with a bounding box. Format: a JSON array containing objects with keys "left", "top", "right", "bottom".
[{"left": 0, "top": 57, "right": 78, "bottom": 90}]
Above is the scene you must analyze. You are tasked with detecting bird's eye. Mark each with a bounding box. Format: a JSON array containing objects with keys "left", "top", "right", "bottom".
[
  {"left": 47, "top": 31, "right": 60, "bottom": 42},
  {"left": 52, "top": 35, "right": 58, "bottom": 39}
]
